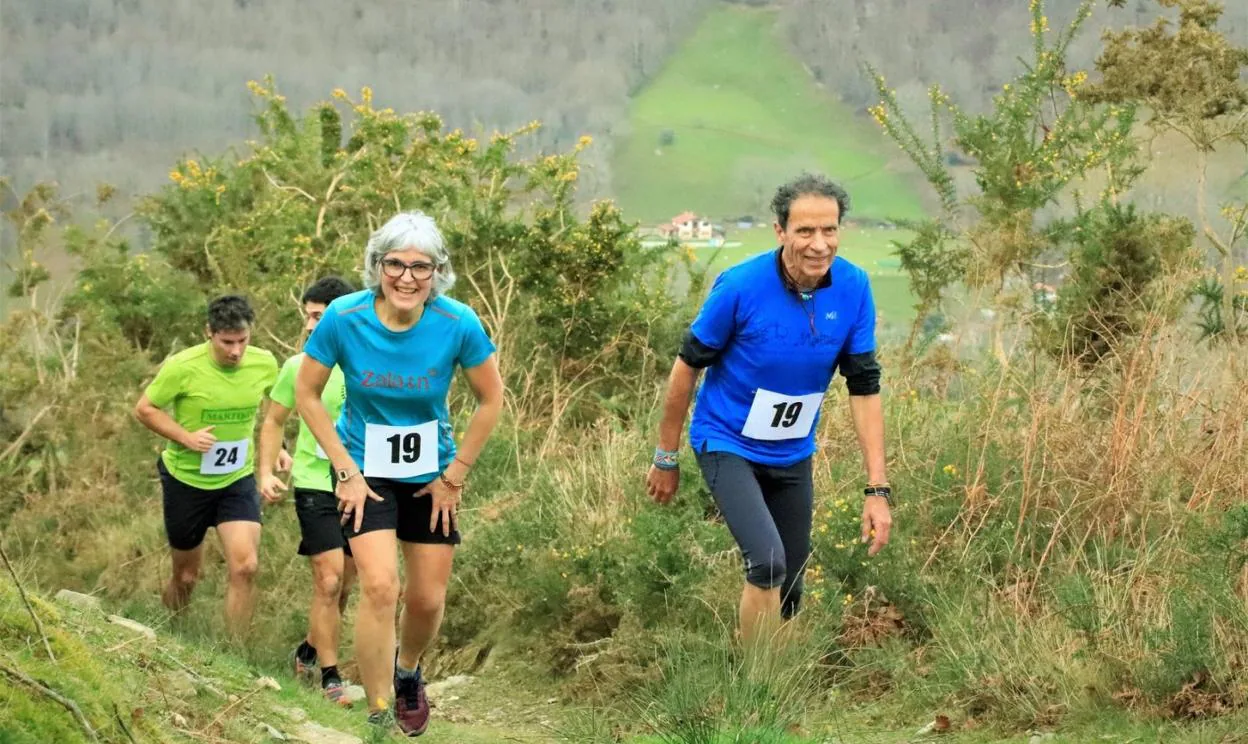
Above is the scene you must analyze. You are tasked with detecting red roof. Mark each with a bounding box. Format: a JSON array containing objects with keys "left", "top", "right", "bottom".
[{"left": 671, "top": 211, "right": 698, "bottom": 224}]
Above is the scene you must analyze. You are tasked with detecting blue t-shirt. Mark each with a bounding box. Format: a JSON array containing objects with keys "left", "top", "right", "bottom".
[
  {"left": 688, "top": 250, "right": 877, "bottom": 467},
  {"left": 303, "top": 290, "right": 496, "bottom": 483}
]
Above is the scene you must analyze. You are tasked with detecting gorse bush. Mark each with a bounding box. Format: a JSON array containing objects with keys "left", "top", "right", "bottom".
[{"left": 866, "top": 0, "right": 1211, "bottom": 364}]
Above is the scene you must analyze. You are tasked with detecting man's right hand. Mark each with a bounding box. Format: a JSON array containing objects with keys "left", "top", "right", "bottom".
[
  {"left": 182, "top": 426, "right": 217, "bottom": 453},
  {"left": 258, "top": 473, "right": 288, "bottom": 504},
  {"left": 646, "top": 465, "right": 680, "bottom": 505}
]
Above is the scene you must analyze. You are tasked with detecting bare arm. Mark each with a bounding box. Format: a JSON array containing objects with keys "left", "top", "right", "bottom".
[
  {"left": 656, "top": 358, "right": 701, "bottom": 452},
  {"left": 441, "top": 354, "right": 504, "bottom": 484},
  {"left": 849, "top": 392, "right": 891, "bottom": 556},
  {"left": 257, "top": 401, "right": 293, "bottom": 479},
  {"left": 294, "top": 355, "right": 350, "bottom": 475},
  {"left": 418, "top": 354, "right": 505, "bottom": 536},
  {"left": 847, "top": 393, "right": 887, "bottom": 484},
  {"left": 134, "top": 393, "right": 201, "bottom": 450},
  {"left": 646, "top": 358, "right": 702, "bottom": 504},
  {"left": 257, "top": 400, "right": 293, "bottom": 502}
]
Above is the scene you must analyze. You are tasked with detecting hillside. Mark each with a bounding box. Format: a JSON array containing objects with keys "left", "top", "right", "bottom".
[
  {"left": 613, "top": 4, "right": 927, "bottom": 227},
  {"left": 0, "top": 0, "right": 712, "bottom": 201}
]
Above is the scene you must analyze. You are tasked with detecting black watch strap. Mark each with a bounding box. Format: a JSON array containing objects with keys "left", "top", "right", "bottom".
[{"left": 864, "top": 485, "right": 893, "bottom": 506}]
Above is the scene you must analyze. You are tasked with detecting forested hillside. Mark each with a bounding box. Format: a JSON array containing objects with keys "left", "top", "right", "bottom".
[
  {"left": 778, "top": 0, "right": 1248, "bottom": 113},
  {"left": 0, "top": 0, "right": 712, "bottom": 200},
  {"left": 5, "top": 0, "right": 1245, "bottom": 211}
]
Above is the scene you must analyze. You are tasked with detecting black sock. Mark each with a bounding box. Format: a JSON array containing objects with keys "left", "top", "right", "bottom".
[
  {"left": 321, "top": 665, "right": 341, "bottom": 687},
  {"left": 296, "top": 640, "right": 317, "bottom": 664}
]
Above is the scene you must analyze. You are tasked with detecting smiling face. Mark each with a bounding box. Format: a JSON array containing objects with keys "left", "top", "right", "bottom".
[
  {"left": 775, "top": 195, "right": 841, "bottom": 286},
  {"left": 378, "top": 247, "right": 436, "bottom": 314}
]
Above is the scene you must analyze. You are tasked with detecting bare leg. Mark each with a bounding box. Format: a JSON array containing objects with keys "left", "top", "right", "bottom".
[
  {"left": 349, "top": 530, "right": 400, "bottom": 713},
  {"left": 217, "top": 520, "right": 262, "bottom": 639},
  {"left": 396, "top": 543, "right": 455, "bottom": 671},
  {"left": 163, "top": 546, "right": 203, "bottom": 613},
  {"left": 739, "top": 583, "right": 781, "bottom": 644},
  {"left": 307, "top": 549, "right": 346, "bottom": 668}
]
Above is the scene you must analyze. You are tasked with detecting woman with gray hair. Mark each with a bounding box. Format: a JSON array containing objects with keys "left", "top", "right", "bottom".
[{"left": 296, "top": 210, "right": 504, "bottom": 734}]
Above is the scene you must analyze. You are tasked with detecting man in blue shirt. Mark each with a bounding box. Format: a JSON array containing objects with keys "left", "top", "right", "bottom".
[{"left": 646, "top": 173, "right": 893, "bottom": 643}]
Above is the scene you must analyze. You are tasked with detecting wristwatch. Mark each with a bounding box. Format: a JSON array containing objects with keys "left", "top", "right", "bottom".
[
  {"left": 864, "top": 485, "right": 893, "bottom": 506},
  {"left": 336, "top": 467, "right": 360, "bottom": 483}
]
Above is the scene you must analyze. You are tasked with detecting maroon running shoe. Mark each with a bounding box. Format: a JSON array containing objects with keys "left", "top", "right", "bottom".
[{"left": 393, "top": 672, "right": 430, "bottom": 736}]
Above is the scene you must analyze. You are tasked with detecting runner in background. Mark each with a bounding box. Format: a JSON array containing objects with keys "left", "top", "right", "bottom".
[
  {"left": 257, "top": 275, "right": 357, "bottom": 704},
  {"left": 134, "top": 294, "right": 279, "bottom": 638}
]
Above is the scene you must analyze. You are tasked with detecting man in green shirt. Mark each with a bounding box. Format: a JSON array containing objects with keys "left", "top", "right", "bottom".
[
  {"left": 256, "top": 276, "right": 355, "bottom": 704},
  {"left": 134, "top": 294, "right": 279, "bottom": 637}
]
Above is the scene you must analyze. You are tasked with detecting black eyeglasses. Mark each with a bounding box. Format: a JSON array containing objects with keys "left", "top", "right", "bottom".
[{"left": 380, "top": 258, "right": 436, "bottom": 280}]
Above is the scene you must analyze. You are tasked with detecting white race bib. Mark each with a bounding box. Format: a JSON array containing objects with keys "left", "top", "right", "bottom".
[
  {"left": 740, "top": 389, "right": 824, "bottom": 441},
  {"left": 200, "top": 439, "right": 249, "bottom": 475},
  {"left": 363, "top": 421, "right": 439, "bottom": 479}
]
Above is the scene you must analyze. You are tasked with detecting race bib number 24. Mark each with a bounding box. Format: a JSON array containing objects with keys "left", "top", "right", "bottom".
[
  {"left": 740, "top": 389, "right": 824, "bottom": 441},
  {"left": 200, "top": 439, "right": 249, "bottom": 475}
]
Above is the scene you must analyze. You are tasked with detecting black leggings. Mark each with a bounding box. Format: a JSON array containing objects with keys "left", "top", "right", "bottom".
[{"left": 695, "top": 449, "right": 813, "bottom": 618}]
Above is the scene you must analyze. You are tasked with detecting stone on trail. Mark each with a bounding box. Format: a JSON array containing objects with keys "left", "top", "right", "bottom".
[
  {"left": 274, "top": 706, "right": 309, "bottom": 723},
  {"left": 54, "top": 589, "right": 102, "bottom": 612},
  {"left": 290, "top": 722, "right": 361, "bottom": 744},
  {"left": 259, "top": 722, "right": 288, "bottom": 740},
  {"left": 425, "top": 674, "right": 473, "bottom": 700},
  {"left": 107, "top": 615, "right": 156, "bottom": 640},
  {"left": 161, "top": 671, "right": 197, "bottom": 698},
  {"left": 256, "top": 675, "right": 282, "bottom": 691},
  {"left": 342, "top": 685, "right": 366, "bottom": 705}
]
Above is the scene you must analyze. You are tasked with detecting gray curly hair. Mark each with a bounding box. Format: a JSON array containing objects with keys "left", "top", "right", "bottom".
[{"left": 361, "top": 211, "right": 457, "bottom": 298}]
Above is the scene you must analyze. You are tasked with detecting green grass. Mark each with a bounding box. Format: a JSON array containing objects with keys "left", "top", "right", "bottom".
[
  {"left": 0, "top": 579, "right": 564, "bottom": 743},
  {"left": 613, "top": 5, "right": 926, "bottom": 227}
]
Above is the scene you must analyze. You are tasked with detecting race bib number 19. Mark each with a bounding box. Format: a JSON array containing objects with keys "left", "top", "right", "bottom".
[
  {"left": 740, "top": 389, "right": 824, "bottom": 441},
  {"left": 200, "top": 439, "right": 249, "bottom": 475},
  {"left": 364, "top": 421, "right": 439, "bottom": 479}
]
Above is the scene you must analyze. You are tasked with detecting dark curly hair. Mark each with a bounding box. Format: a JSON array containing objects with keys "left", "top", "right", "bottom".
[
  {"left": 206, "top": 294, "right": 255, "bottom": 333},
  {"left": 771, "top": 173, "right": 851, "bottom": 229}
]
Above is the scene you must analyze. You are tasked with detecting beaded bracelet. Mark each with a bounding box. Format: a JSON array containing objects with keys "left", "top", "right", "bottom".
[{"left": 653, "top": 447, "right": 680, "bottom": 471}]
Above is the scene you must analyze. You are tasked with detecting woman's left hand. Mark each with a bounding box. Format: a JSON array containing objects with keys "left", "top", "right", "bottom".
[{"left": 419, "top": 475, "right": 462, "bottom": 537}]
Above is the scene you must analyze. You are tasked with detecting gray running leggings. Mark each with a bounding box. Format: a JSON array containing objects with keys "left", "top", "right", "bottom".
[{"left": 695, "top": 449, "right": 813, "bottom": 618}]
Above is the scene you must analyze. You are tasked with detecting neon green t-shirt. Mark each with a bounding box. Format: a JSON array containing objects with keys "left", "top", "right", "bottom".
[
  {"left": 268, "top": 353, "right": 345, "bottom": 493},
  {"left": 145, "top": 342, "right": 279, "bottom": 489}
]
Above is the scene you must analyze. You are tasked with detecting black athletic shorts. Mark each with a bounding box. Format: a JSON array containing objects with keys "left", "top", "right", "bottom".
[
  {"left": 158, "top": 458, "right": 261, "bottom": 551},
  {"left": 330, "top": 470, "right": 461, "bottom": 546},
  {"left": 294, "top": 488, "right": 353, "bottom": 558}
]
